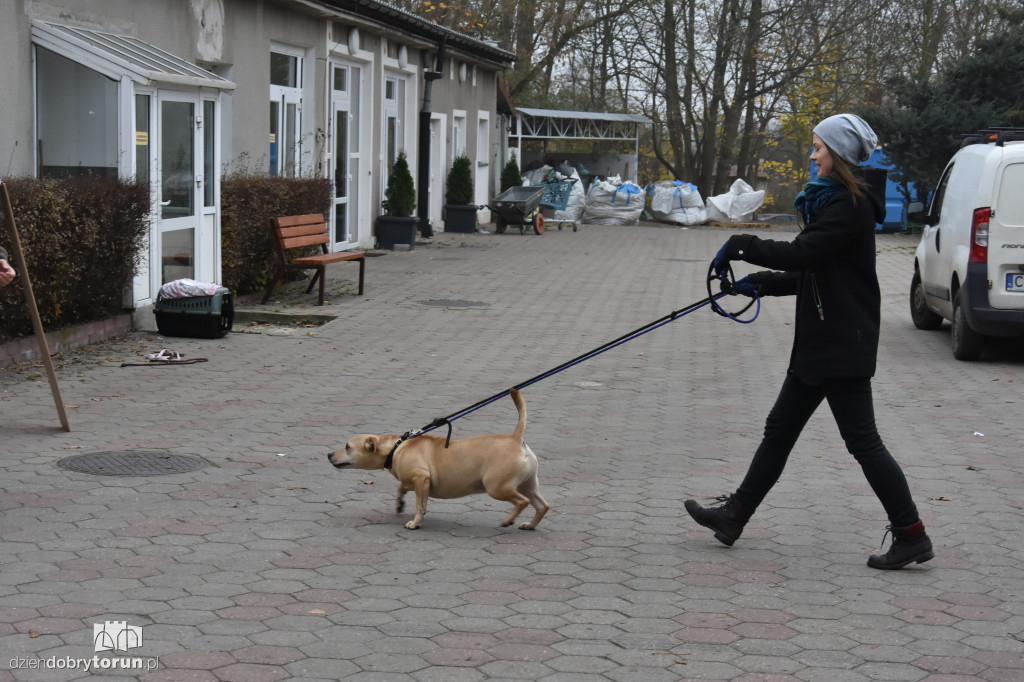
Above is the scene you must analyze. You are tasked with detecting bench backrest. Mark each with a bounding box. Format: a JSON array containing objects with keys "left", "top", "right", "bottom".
[{"left": 273, "top": 214, "right": 329, "bottom": 252}]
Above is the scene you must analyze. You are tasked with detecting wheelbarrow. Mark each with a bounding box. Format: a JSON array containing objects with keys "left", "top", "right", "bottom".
[
  {"left": 534, "top": 179, "right": 578, "bottom": 231},
  {"left": 489, "top": 186, "right": 545, "bottom": 234}
]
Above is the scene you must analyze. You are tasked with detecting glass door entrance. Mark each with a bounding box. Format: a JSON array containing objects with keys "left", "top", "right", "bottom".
[
  {"left": 158, "top": 92, "right": 202, "bottom": 285},
  {"left": 331, "top": 62, "right": 361, "bottom": 250}
]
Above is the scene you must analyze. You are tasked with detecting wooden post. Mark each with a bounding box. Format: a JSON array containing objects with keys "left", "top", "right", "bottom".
[{"left": 1, "top": 179, "right": 71, "bottom": 431}]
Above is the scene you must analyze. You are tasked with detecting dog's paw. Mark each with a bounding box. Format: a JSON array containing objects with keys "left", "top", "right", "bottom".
[
  {"left": 404, "top": 520, "right": 420, "bottom": 530},
  {"left": 395, "top": 500, "right": 405, "bottom": 513},
  {"left": 518, "top": 522, "right": 537, "bottom": 530}
]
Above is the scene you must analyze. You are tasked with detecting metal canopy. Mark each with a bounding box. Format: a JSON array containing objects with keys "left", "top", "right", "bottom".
[
  {"left": 513, "top": 107, "right": 650, "bottom": 142},
  {"left": 31, "top": 20, "right": 235, "bottom": 90}
]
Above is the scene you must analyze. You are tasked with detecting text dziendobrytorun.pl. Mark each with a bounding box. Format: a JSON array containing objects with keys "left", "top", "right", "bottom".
[{"left": 9, "top": 655, "right": 159, "bottom": 673}]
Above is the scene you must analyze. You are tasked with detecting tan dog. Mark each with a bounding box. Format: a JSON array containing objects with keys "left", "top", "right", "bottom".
[{"left": 328, "top": 389, "right": 549, "bottom": 530}]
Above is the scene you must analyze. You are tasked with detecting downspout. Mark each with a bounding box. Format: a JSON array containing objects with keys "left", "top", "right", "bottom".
[{"left": 417, "top": 36, "right": 447, "bottom": 238}]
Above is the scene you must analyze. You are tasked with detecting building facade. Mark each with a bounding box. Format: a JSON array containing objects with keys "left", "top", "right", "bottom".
[{"left": 0, "top": 0, "right": 512, "bottom": 326}]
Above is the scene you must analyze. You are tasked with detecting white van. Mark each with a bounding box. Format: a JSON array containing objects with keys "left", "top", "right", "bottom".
[{"left": 909, "top": 128, "right": 1024, "bottom": 359}]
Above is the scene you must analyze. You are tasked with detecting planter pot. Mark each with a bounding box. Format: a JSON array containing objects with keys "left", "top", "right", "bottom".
[
  {"left": 444, "top": 204, "right": 478, "bottom": 233},
  {"left": 376, "top": 215, "right": 419, "bottom": 250}
]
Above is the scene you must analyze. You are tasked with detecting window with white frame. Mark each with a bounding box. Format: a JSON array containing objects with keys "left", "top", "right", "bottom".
[
  {"left": 269, "top": 48, "right": 303, "bottom": 177},
  {"left": 452, "top": 113, "right": 466, "bottom": 158},
  {"left": 35, "top": 47, "right": 119, "bottom": 179}
]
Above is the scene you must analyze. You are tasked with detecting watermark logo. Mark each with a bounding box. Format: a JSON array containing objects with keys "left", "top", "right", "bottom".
[
  {"left": 8, "top": 620, "right": 158, "bottom": 674},
  {"left": 94, "top": 621, "right": 143, "bottom": 652}
]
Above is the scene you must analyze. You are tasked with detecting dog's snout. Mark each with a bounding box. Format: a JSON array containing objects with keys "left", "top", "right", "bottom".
[{"left": 327, "top": 450, "right": 352, "bottom": 469}]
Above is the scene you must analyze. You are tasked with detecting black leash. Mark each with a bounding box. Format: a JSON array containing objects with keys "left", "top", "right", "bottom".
[{"left": 384, "top": 264, "right": 762, "bottom": 466}]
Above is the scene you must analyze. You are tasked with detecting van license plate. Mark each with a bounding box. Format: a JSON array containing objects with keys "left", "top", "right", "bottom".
[{"left": 1008, "top": 273, "right": 1024, "bottom": 291}]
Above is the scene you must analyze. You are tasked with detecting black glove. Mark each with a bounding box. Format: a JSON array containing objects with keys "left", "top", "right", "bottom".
[
  {"left": 732, "top": 275, "right": 759, "bottom": 297},
  {"left": 713, "top": 242, "right": 730, "bottom": 278}
]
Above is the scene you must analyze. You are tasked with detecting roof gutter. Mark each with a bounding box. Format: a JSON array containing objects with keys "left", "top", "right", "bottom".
[{"left": 288, "top": 0, "right": 514, "bottom": 68}]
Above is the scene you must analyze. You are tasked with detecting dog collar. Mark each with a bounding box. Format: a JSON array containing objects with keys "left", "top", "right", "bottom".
[{"left": 385, "top": 429, "right": 419, "bottom": 470}]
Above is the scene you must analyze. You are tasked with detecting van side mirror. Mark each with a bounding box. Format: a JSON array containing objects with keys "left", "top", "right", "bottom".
[{"left": 907, "top": 201, "right": 935, "bottom": 226}]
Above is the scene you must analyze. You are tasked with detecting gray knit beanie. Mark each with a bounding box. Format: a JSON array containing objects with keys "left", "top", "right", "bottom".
[{"left": 813, "top": 114, "right": 878, "bottom": 165}]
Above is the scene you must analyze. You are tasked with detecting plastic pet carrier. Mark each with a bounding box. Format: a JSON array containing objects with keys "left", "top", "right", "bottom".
[{"left": 155, "top": 287, "right": 234, "bottom": 339}]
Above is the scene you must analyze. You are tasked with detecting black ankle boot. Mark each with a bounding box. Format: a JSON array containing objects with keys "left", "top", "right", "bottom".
[
  {"left": 684, "top": 494, "right": 752, "bottom": 547},
  {"left": 867, "top": 520, "right": 935, "bottom": 570}
]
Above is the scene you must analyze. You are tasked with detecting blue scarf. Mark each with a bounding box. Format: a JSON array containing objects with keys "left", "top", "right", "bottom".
[{"left": 793, "top": 177, "right": 842, "bottom": 224}]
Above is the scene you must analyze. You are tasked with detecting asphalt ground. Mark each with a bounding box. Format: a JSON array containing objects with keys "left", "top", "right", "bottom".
[{"left": 1, "top": 222, "right": 1022, "bottom": 681}]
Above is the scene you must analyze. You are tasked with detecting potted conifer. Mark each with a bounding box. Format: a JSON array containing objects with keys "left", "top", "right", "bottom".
[
  {"left": 500, "top": 154, "right": 522, "bottom": 193},
  {"left": 377, "top": 150, "right": 419, "bottom": 249},
  {"left": 444, "top": 154, "right": 478, "bottom": 233}
]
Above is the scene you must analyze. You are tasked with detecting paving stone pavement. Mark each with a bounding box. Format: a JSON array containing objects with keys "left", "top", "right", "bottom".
[{"left": 1, "top": 223, "right": 1022, "bottom": 682}]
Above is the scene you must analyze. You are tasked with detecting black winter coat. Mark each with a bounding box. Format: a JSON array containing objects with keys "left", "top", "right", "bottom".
[{"left": 724, "top": 185, "right": 886, "bottom": 382}]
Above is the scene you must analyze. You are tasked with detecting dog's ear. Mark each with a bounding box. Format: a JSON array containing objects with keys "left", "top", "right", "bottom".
[{"left": 364, "top": 437, "right": 376, "bottom": 453}]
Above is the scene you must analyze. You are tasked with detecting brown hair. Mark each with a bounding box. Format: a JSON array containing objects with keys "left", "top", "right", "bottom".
[{"left": 822, "top": 142, "right": 868, "bottom": 204}]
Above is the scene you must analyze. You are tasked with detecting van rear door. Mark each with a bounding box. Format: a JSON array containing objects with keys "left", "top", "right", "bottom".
[{"left": 988, "top": 159, "right": 1024, "bottom": 310}]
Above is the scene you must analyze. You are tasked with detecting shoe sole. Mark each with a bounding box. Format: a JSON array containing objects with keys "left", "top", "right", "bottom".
[{"left": 867, "top": 549, "right": 935, "bottom": 570}]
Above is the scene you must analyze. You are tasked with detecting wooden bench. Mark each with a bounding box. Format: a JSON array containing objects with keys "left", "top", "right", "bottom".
[{"left": 264, "top": 214, "right": 365, "bottom": 306}]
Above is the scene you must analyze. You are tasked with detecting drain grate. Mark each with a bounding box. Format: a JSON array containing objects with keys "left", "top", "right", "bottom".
[
  {"left": 416, "top": 299, "right": 489, "bottom": 308},
  {"left": 57, "top": 451, "right": 206, "bottom": 477}
]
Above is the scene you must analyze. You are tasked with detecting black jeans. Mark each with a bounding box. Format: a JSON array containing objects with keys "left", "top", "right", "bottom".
[{"left": 735, "top": 373, "right": 920, "bottom": 527}]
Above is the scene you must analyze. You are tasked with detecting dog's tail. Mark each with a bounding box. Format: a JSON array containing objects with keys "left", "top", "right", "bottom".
[{"left": 510, "top": 388, "right": 527, "bottom": 441}]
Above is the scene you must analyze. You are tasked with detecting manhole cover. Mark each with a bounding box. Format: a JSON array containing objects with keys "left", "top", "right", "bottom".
[
  {"left": 57, "top": 451, "right": 206, "bottom": 477},
  {"left": 416, "top": 299, "right": 489, "bottom": 308}
]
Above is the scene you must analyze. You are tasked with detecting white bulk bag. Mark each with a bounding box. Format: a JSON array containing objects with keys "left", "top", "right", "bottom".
[
  {"left": 706, "top": 179, "right": 765, "bottom": 223},
  {"left": 581, "top": 179, "right": 645, "bottom": 225},
  {"left": 650, "top": 180, "right": 707, "bottom": 226}
]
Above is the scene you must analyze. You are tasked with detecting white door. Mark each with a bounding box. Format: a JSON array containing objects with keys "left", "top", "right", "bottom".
[
  {"left": 475, "top": 114, "right": 491, "bottom": 222},
  {"left": 157, "top": 91, "right": 203, "bottom": 286},
  {"left": 382, "top": 74, "right": 407, "bottom": 193},
  {"left": 331, "top": 62, "right": 361, "bottom": 249},
  {"left": 429, "top": 114, "right": 446, "bottom": 228}
]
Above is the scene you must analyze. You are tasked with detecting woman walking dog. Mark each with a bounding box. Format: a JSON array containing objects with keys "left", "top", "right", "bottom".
[{"left": 685, "top": 114, "right": 934, "bottom": 570}]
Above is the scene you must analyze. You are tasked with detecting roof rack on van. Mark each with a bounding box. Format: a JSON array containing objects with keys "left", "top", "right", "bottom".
[{"left": 960, "top": 128, "right": 1024, "bottom": 148}]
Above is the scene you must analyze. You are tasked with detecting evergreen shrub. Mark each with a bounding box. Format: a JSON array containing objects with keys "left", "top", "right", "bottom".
[
  {"left": 382, "top": 151, "right": 416, "bottom": 216},
  {"left": 445, "top": 155, "right": 474, "bottom": 205}
]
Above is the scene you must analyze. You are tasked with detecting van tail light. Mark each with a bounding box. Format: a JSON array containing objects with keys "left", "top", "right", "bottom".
[{"left": 969, "top": 208, "right": 990, "bottom": 264}]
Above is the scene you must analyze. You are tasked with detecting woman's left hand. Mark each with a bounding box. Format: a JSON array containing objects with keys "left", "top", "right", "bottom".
[{"left": 713, "top": 243, "right": 730, "bottom": 278}]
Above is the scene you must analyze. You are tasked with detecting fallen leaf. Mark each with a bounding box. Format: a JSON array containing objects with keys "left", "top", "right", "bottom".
[
  {"left": 930, "top": 496, "right": 952, "bottom": 501},
  {"left": 29, "top": 630, "right": 41, "bottom": 638}
]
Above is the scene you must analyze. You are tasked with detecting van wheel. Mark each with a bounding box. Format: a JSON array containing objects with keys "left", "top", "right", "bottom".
[
  {"left": 910, "top": 271, "right": 943, "bottom": 330},
  {"left": 952, "top": 290, "right": 984, "bottom": 360}
]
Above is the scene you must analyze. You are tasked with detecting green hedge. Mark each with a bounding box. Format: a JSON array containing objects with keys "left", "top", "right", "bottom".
[
  {"left": 220, "top": 174, "right": 332, "bottom": 296},
  {"left": 0, "top": 178, "right": 149, "bottom": 341}
]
